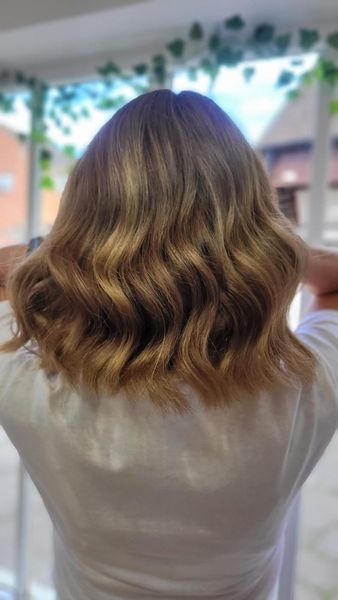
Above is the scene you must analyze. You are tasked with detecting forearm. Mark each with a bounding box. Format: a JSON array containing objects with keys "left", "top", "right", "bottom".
[
  {"left": 303, "top": 245, "right": 338, "bottom": 296},
  {"left": 0, "top": 244, "right": 28, "bottom": 298}
]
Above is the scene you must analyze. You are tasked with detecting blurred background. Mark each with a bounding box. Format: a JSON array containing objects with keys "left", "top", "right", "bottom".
[{"left": 0, "top": 1, "right": 338, "bottom": 599}]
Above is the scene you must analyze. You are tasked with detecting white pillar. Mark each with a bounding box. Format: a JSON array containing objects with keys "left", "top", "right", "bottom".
[
  {"left": 14, "top": 83, "right": 43, "bottom": 600},
  {"left": 277, "top": 73, "right": 335, "bottom": 600},
  {"left": 27, "top": 84, "right": 42, "bottom": 239},
  {"left": 14, "top": 464, "right": 31, "bottom": 600},
  {"left": 306, "top": 78, "right": 335, "bottom": 244}
]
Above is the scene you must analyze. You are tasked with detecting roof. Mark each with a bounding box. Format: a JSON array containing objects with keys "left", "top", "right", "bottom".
[
  {"left": 0, "top": 0, "right": 338, "bottom": 82},
  {"left": 257, "top": 85, "right": 338, "bottom": 150}
]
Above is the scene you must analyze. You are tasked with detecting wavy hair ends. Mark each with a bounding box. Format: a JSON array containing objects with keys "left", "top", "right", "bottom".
[{"left": 1, "top": 89, "right": 316, "bottom": 414}]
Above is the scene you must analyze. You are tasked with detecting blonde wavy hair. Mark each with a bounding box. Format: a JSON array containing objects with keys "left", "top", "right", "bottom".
[{"left": 1, "top": 90, "right": 315, "bottom": 414}]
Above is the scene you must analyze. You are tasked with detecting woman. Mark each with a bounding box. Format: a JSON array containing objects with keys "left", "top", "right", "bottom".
[{"left": 0, "top": 89, "right": 338, "bottom": 600}]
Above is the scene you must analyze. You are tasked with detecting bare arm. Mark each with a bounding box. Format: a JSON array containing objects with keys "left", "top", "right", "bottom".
[
  {"left": 303, "top": 245, "right": 338, "bottom": 312},
  {"left": 0, "top": 244, "right": 27, "bottom": 301}
]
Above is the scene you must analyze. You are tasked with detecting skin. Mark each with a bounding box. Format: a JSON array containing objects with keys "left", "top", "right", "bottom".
[
  {"left": 0, "top": 244, "right": 27, "bottom": 302},
  {"left": 302, "top": 246, "right": 338, "bottom": 312}
]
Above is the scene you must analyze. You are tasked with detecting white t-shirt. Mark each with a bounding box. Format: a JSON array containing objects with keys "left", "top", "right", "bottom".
[{"left": 1, "top": 299, "right": 338, "bottom": 600}]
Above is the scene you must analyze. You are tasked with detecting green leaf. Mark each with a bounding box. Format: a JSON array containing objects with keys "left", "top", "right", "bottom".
[
  {"left": 300, "top": 69, "right": 315, "bottom": 86},
  {"left": 208, "top": 33, "right": 221, "bottom": 52},
  {"left": 63, "top": 144, "right": 76, "bottom": 159},
  {"left": 14, "top": 70, "right": 26, "bottom": 85},
  {"left": 97, "top": 97, "right": 120, "bottom": 110},
  {"left": 103, "top": 79, "right": 114, "bottom": 90},
  {"left": 225, "top": 15, "right": 245, "bottom": 30},
  {"left": 0, "top": 96, "right": 14, "bottom": 113},
  {"left": 253, "top": 24, "right": 275, "bottom": 44},
  {"left": 330, "top": 98, "right": 338, "bottom": 114},
  {"left": 187, "top": 66, "right": 198, "bottom": 81},
  {"left": 216, "top": 46, "right": 243, "bottom": 67},
  {"left": 27, "top": 76, "right": 38, "bottom": 88},
  {"left": 40, "top": 175, "right": 54, "bottom": 190},
  {"left": 111, "top": 95, "right": 127, "bottom": 109},
  {"left": 299, "top": 29, "right": 319, "bottom": 50},
  {"left": 274, "top": 33, "right": 291, "bottom": 53},
  {"left": 17, "top": 133, "right": 28, "bottom": 143},
  {"left": 133, "top": 63, "right": 148, "bottom": 76},
  {"left": 97, "top": 62, "right": 121, "bottom": 77},
  {"left": 106, "top": 62, "right": 121, "bottom": 76},
  {"left": 40, "top": 159, "right": 51, "bottom": 172},
  {"left": 276, "top": 70, "right": 295, "bottom": 87},
  {"left": 242, "top": 66, "right": 255, "bottom": 82},
  {"left": 199, "top": 57, "right": 217, "bottom": 78},
  {"left": 200, "top": 58, "right": 212, "bottom": 70},
  {"left": 166, "top": 39, "right": 185, "bottom": 58},
  {"left": 152, "top": 54, "right": 166, "bottom": 66},
  {"left": 62, "top": 126, "right": 71, "bottom": 135},
  {"left": 61, "top": 90, "right": 77, "bottom": 102},
  {"left": 316, "top": 59, "right": 338, "bottom": 85},
  {"left": 80, "top": 106, "right": 90, "bottom": 118},
  {"left": 40, "top": 148, "right": 52, "bottom": 163},
  {"left": 68, "top": 111, "right": 79, "bottom": 122},
  {"left": 152, "top": 63, "right": 167, "bottom": 85},
  {"left": 189, "top": 22, "right": 203, "bottom": 40},
  {"left": 152, "top": 54, "right": 167, "bottom": 84},
  {"left": 287, "top": 89, "right": 301, "bottom": 101},
  {"left": 327, "top": 32, "right": 338, "bottom": 49},
  {"left": 133, "top": 83, "right": 150, "bottom": 94},
  {"left": 31, "top": 129, "right": 48, "bottom": 143},
  {"left": 291, "top": 58, "right": 303, "bottom": 66}
]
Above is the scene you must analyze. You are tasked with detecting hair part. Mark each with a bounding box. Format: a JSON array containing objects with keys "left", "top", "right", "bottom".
[{"left": 1, "top": 89, "right": 316, "bottom": 414}]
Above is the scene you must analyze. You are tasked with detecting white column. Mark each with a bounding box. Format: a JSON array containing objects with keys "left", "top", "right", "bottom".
[
  {"left": 14, "top": 83, "right": 43, "bottom": 600},
  {"left": 277, "top": 74, "right": 335, "bottom": 600},
  {"left": 27, "top": 84, "right": 42, "bottom": 239},
  {"left": 14, "top": 464, "right": 31, "bottom": 600},
  {"left": 306, "top": 78, "right": 335, "bottom": 244}
]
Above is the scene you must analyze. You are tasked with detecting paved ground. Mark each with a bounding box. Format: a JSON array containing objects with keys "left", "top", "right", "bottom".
[
  {"left": 295, "top": 433, "right": 338, "bottom": 600},
  {"left": 0, "top": 428, "right": 338, "bottom": 599}
]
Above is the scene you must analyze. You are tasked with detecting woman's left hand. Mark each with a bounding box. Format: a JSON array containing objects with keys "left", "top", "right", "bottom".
[{"left": 0, "top": 244, "right": 27, "bottom": 301}]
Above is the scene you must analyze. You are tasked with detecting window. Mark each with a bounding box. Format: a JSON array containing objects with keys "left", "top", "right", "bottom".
[{"left": 0, "top": 172, "right": 14, "bottom": 193}]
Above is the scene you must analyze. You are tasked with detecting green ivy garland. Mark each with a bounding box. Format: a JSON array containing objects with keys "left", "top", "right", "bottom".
[{"left": 0, "top": 14, "right": 338, "bottom": 189}]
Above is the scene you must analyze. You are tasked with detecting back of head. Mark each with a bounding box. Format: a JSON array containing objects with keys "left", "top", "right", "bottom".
[{"left": 2, "top": 89, "right": 314, "bottom": 414}]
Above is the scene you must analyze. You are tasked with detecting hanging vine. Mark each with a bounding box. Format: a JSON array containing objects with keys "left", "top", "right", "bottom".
[{"left": 0, "top": 14, "right": 338, "bottom": 188}]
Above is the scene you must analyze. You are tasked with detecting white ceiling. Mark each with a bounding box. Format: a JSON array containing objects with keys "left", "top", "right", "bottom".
[{"left": 0, "top": 0, "right": 338, "bottom": 82}]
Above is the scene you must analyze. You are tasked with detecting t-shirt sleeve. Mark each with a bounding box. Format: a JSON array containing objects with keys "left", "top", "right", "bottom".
[
  {"left": 296, "top": 309, "right": 338, "bottom": 391},
  {"left": 0, "top": 300, "right": 42, "bottom": 419}
]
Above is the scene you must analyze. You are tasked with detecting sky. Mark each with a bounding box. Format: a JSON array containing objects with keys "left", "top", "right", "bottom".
[{"left": 0, "top": 53, "right": 317, "bottom": 151}]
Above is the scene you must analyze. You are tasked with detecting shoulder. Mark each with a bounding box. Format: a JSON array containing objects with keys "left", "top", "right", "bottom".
[
  {"left": 296, "top": 309, "right": 338, "bottom": 388},
  {"left": 0, "top": 301, "right": 56, "bottom": 425},
  {"left": 293, "top": 309, "right": 338, "bottom": 444}
]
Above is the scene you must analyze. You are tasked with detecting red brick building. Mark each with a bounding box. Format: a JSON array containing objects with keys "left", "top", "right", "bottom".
[{"left": 0, "top": 125, "right": 74, "bottom": 245}]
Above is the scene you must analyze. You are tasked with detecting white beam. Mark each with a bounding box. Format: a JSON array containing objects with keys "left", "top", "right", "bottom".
[{"left": 306, "top": 77, "right": 335, "bottom": 244}]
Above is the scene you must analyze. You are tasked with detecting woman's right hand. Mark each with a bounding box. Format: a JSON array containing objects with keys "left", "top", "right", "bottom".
[
  {"left": 303, "top": 244, "right": 338, "bottom": 311},
  {"left": 0, "top": 244, "right": 27, "bottom": 288}
]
